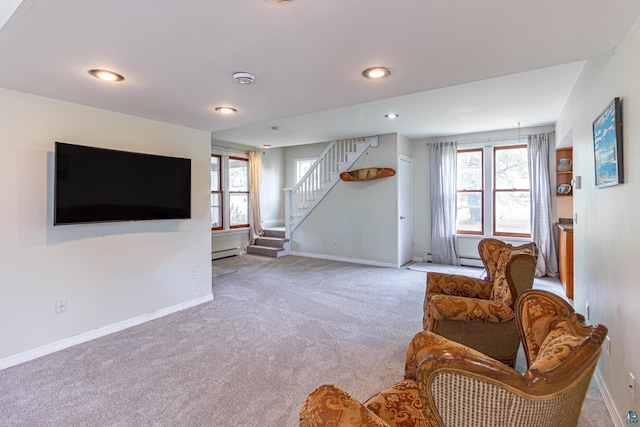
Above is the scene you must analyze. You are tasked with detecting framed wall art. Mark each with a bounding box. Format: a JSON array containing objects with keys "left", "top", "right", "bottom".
[{"left": 592, "top": 97, "right": 624, "bottom": 188}]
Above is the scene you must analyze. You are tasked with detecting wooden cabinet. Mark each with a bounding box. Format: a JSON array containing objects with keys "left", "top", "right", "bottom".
[
  {"left": 556, "top": 148, "right": 573, "bottom": 196},
  {"left": 558, "top": 226, "right": 574, "bottom": 298}
]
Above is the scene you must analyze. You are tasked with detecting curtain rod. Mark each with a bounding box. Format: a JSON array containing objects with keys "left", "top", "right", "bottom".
[{"left": 453, "top": 130, "right": 555, "bottom": 145}]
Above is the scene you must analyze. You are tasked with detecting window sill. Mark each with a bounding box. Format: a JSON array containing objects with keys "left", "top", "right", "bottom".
[{"left": 211, "top": 228, "right": 250, "bottom": 236}]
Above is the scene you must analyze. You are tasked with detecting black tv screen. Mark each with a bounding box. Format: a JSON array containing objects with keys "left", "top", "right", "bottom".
[{"left": 54, "top": 142, "right": 191, "bottom": 225}]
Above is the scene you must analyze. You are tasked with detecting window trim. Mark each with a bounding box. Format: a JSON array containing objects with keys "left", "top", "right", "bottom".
[
  {"left": 211, "top": 153, "right": 250, "bottom": 232},
  {"left": 228, "top": 156, "right": 250, "bottom": 229},
  {"left": 211, "top": 154, "right": 223, "bottom": 231},
  {"left": 456, "top": 142, "right": 531, "bottom": 238}
]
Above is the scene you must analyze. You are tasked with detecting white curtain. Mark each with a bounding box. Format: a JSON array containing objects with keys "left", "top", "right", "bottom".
[
  {"left": 428, "top": 142, "right": 460, "bottom": 265},
  {"left": 528, "top": 133, "right": 559, "bottom": 277},
  {"left": 248, "top": 151, "right": 264, "bottom": 245}
]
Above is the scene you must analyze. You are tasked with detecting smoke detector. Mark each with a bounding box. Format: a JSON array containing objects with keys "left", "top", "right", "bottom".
[{"left": 233, "top": 72, "right": 255, "bottom": 84}]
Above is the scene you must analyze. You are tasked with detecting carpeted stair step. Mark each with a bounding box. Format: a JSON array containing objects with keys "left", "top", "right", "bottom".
[
  {"left": 246, "top": 245, "right": 287, "bottom": 257},
  {"left": 263, "top": 228, "right": 285, "bottom": 239},
  {"left": 255, "top": 236, "right": 289, "bottom": 248}
]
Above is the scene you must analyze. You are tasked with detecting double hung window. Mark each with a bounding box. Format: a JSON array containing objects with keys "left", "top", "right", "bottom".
[
  {"left": 456, "top": 144, "right": 530, "bottom": 237},
  {"left": 211, "top": 154, "right": 249, "bottom": 231}
]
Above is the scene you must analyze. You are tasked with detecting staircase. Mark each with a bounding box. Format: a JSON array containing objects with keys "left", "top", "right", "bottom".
[
  {"left": 284, "top": 136, "right": 377, "bottom": 237},
  {"left": 248, "top": 135, "right": 378, "bottom": 258},
  {"left": 246, "top": 228, "right": 289, "bottom": 258}
]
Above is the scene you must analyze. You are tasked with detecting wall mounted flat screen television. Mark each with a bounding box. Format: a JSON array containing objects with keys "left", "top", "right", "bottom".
[{"left": 54, "top": 142, "right": 191, "bottom": 225}]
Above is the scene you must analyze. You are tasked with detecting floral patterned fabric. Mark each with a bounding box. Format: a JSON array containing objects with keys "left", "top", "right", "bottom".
[
  {"left": 300, "top": 384, "right": 390, "bottom": 427},
  {"left": 529, "top": 321, "right": 585, "bottom": 371},
  {"left": 428, "top": 295, "right": 515, "bottom": 324},
  {"left": 518, "top": 293, "right": 575, "bottom": 363},
  {"left": 425, "top": 271, "right": 493, "bottom": 299},
  {"left": 299, "top": 381, "right": 433, "bottom": 427},
  {"left": 404, "top": 331, "right": 488, "bottom": 379},
  {"left": 489, "top": 248, "right": 515, "bottom": 306},
  {"left": 363, "top": 380, "right": 431, "bottom": 427},
  {"left": 423, "top": 272, "right": 494, "bottom": 330},
  {"left": 478, "top": 239, "right": 537, "bottom": 281}
]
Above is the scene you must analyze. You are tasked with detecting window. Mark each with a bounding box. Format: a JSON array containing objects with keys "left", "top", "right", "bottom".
[
  {"left": 456, "top": 149, "right": 484, "bottom": 234},
  {"left": 493, "top": 145, "right": 530, "bottom": 236},
  {"left": 296, "top": 158, "right": 316, "bottom": 183},
  {"left": 456, "top": 144, "right": 530, "bottom": 237},
  {"left": 211, "top": 154, "right": 250, "bottom": 231},
  {"left": 229, "top": 157, "right": 249, "bottom": 228},
  {"left": 211, "top": 155, "right": 222, "bottom": 230}
]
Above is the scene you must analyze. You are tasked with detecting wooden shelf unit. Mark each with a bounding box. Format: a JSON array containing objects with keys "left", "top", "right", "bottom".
[{"left": 556, "top": 148, "right": 573, "bottom": 196}]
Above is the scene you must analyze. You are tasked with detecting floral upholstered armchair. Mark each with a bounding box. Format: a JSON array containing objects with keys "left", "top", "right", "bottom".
[
  {"left": 423, "top": 239, "right": 538, "bottom": 366},
  {"left": 300, "top": 290, "right": 607, "bottom": 427}
]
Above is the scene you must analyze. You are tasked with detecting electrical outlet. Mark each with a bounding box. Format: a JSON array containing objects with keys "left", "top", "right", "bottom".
[
  {"left": 55, "top": 299, "right": 67, "bottom": 314},
  {"left": 193, "top": 268, "right": 199, "bottom": 280},
  {"left": 630, "top": 372, "right": 636, "bottom": 401}
]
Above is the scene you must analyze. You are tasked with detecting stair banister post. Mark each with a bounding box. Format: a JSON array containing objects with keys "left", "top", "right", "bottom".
[{"left": 284, "top": 188, "right": 292, "bottom": 240}]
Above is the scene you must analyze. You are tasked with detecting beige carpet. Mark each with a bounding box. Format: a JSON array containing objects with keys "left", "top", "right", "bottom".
[{"left": 0, "top": 255, "right": 612, "bottom": 426}]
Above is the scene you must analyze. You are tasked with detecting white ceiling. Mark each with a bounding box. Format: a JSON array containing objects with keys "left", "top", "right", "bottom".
[{"left": 2, "top": 0, "right": 640, "bottom": 148}]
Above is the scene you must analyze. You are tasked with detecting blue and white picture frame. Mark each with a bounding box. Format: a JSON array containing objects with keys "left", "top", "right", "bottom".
[{"left": 592, "top": 97, "right": 624, "bottom": 188}]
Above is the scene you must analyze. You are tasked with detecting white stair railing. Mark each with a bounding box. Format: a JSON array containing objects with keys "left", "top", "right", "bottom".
[{"left": 284, "top": 136, "right": 376, "bottom": 239}]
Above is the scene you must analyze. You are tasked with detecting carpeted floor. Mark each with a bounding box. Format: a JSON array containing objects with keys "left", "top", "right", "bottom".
[{"left": 0, "top": 255, "right": 613, "bottom": 426}]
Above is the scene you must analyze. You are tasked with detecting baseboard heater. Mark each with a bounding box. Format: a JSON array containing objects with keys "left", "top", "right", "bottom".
[
  {"left": 422, "top": 253, "right": 483, "bottom": 268},
  {"left": 212, "top": 247, "right": 241, "bottom": 260}
]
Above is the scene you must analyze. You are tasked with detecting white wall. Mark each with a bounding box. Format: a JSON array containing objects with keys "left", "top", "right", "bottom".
[
  {"left": 260, "top": 147, "right": 285, "bottom": 226},
  {"left": 291, "top": 134, "right": 399, "bottom": 265},
  {"left": 0, "top": 89, "right": 212, "bottom": 361},
  {"left": 555, "top": 16, "right": 640, "bottom": 423}
]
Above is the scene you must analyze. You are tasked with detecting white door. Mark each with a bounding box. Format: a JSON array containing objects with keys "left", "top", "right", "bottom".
[{"left": 398, "top": 155, "right": 413, "bottom": 266}]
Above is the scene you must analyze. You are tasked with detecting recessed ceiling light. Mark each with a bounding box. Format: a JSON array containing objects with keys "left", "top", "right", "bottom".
[
  {"left": 233, "top": 72, "right": 255, "bottom": 84},
  {"left": 88, "top": 69, "right": 124, "bottom": 82},
  {"left": 266, "top": 0, "right": 292, "bottom": 3},
  {"left": 385, "top": 113, "right": 399, "bottom": 119},
  {"left": 215, "top": 106, "right": 238, "bottom": 114},
  {"left": 263, "top": 144, "right": 272, "bottom": 148},
  {"left": 362, "top": 67, "right": 391, "bottom": 79}
]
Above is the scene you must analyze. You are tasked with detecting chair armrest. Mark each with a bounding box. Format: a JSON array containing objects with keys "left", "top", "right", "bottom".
[
  {"left": 428, "top": 295, "right": 515, "bottom": 322},
  {"left": 426, "top": 272, "right": 493, "bottom": 299},
  {"left": 300, "top": 384, "right": 390, "bottom": 427},
  {"left": 404, "top": 331, "right": 487, "bottom": 380}
]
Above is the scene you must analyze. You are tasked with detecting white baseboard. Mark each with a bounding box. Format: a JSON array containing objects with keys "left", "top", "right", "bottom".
[
  {"left": 211, "top": 247, "right": 241, "bottom": 260},
  {"left": 291, "top": 251, "right": 397, "bottom": 268},
  {"left": 0, "top": 293, "right": 214, "bottom": 371},
  {"left": 594, "top": 369, "right": 623, "bottom": 427}
]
